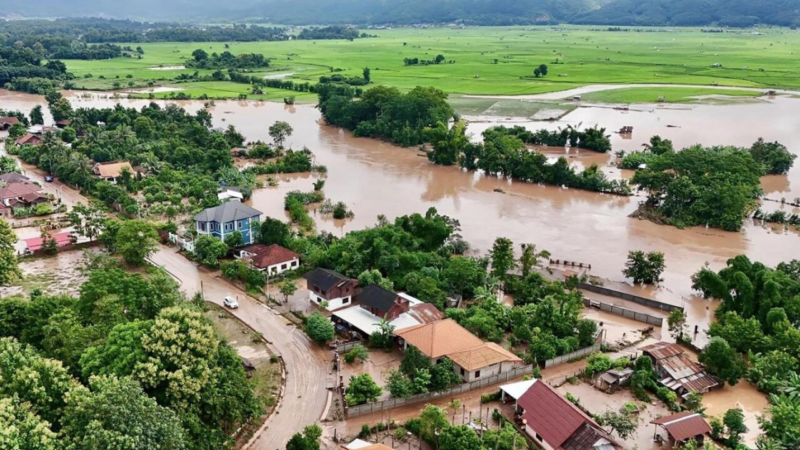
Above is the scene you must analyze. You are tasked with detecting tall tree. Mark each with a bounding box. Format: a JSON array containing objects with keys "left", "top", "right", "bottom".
[
  {"left": 490, "top": 237, "right": 516, "bottom": 281},
  {"left": 269, "top": 121, "right": 293, "bottom": 147},
  {"left": 61, "top": 375, "right": 185, "bottom": 450},
  {"left": 30, "top": 105, "right": 44, "bottom": 125},
  {"left": 699, "top": 337, "right": 747, "bottom": 385},
  {"left": 623, "top": 250, "right": 665, "bottom": 284},
  {"left": 115, "top": 219, "right": 159, "bottom": 266},
  {"left": 0, "top": 218, "right": 21, "bottom": 286}
]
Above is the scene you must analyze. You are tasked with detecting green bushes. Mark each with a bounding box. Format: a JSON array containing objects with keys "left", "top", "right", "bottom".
[{"left": 220, "top": 260, "right": 265, "bottom": 292}]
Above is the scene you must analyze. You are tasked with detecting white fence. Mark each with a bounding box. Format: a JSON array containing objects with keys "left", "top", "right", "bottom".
[
  {"left": 543, "top": 343, "right": 603, "bottom": 368},
  {"left": 168, "top": 232, "right": 195, "bottom": 253},
  {"left": 346, "top": 365, "right": 535, "bottom": 418}
]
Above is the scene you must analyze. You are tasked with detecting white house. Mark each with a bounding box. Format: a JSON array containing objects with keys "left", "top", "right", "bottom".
[
  {"left": 302, "top": 268, "right": 358, "bottom": 311},
  {"left": 239, "top": 244, "right": 300, "bottom": 275}
]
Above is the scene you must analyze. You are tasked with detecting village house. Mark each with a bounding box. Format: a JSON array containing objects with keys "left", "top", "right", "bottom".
[
  {"left": 22, "top": 232, "right": 75, "bottom": 255},
  {"left": 641, "top": 342, "right": 721, "bottom": 396},
  {"left": 650, "top": 411, "right": 712, "bottom": 446},
  {"left": 515, "top": 379, "right": 623, "bottom": 450},
  {"left": 303, "top": 267, "right": 358, "bottom": 311},
  {"left": 331, "top": 290, "right": 444, "bottom": 340},
  {"left": 15, "top": 134, "right": 43, "bottom": 147},
  {"left": 93, "top": 161, "right": 141, "bottom": 184},
  {"left": 0, "top": 172, "right": 30, "bottom": 185},
  {"left": 238, "top": 243, "right": 300, "bottom": 274},
  {"left": 394, "top": 319, "right": 522, "bottom": 382},
  {"left": 0, "top": 182, "right": 49, "bottom": 217},
  {"left": 194, "top": 201, "right": 263, "bottom": 246},
  {"left": 0, "top": 116, "right": 20, "bottom": 130}
]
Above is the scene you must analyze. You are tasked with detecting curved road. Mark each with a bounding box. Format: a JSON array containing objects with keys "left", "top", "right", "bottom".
[{"left": 149, "top": 246, "right": 332, "bottom": 449}]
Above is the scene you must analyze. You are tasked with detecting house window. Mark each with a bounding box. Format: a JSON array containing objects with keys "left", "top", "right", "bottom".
[
  {"left": 293, "top": 261, "right": 299, "bottom": 267},
  {"left": 281, "top": 263, "right": 287, "bottom": 270},
  {"left": 199, "top": 223, "right": 206, "bottom": 231},
  {"left": 460, "top": 368, "right": 465, "bottom": 376},
  {"left": 475, "top": 370, "right": 481, "bottom": 378},
  {"left": 343, "top": 296, "right": 350, "bottom": 304},
  {"left": 535, "top": 433, "right": 543, "bottom": 442}
]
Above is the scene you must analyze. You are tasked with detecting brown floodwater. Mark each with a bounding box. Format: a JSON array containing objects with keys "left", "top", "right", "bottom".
[{"left": 2, "top": 89, "right": 799, "bottom": 340}]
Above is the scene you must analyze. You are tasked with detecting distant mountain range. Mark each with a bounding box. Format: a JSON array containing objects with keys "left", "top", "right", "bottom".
[{"left": 5, "top": 0, "right": 800, "bottom": 27}]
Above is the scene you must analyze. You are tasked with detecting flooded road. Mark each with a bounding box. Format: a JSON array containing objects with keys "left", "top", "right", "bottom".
[{"left": 2, "top": 89, "right": 799, "bottom": 340}]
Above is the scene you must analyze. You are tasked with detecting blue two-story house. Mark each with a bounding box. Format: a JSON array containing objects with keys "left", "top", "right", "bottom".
[{"left": 194, "top": 201, "right": 263, "bottom": 246}]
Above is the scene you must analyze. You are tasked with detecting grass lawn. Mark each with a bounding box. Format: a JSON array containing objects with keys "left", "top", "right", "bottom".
[
  {"left": 61, "top": 26, "right": 800, "bottom": 99},
  {"left": 580, "top": 86, "right": 760, "bottom": 103},
  {"left": 204, "top": 303, "right": 282, "bottom": 410}
]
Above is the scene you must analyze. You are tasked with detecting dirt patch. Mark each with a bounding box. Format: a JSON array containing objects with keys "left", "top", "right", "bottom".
[{"left": 0, "top": 249, "right": 95, "bottom": 298}]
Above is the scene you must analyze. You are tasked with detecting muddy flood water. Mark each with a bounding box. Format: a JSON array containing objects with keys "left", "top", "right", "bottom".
[{"left": 2, "top": 89, "right": 799, "bottom": 332}]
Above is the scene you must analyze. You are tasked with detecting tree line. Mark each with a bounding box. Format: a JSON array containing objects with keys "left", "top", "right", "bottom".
[
  {"left": 187, "top": 49, "right": 270, "bottom": 70},
  {"left": 623, "top": 136, "right": 795, "bottom": 231}
]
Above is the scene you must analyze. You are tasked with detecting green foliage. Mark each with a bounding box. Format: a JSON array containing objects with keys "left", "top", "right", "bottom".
[
  {"left": 595, "top": 407, "right": 638, "bottom": 438},
  {"left": 749, "top": 138, "right": 796, "bottom": 175},
  {"left": 258, "top": 217, "right": 292, "bottom": 246},
  {"left": 631, "top": 145, "right": 764, "bottom": 231},
  {"left": 220, "top": 259, "right": 266, "bottom": 292},
  {"left": 418, "top": 404, "right": 448, "bottom": 443},
  {"left": 0, "top": 396, "right": 57, "bottom": 450},
  {"left": 482, "top": 423, "right": 527, "bottom": 450},
  {"left": 61, "top": 375, "right": 185, "bottom": 450},
  {"left": 667, "top": 309, "right": 688, "bottom": 342},
  {"left": 193, "top": 234, "right": 229, "bottom": 267},
  {"left": 345, "top": 373, "right": 382, "bottom": 406},
  {"left": 0, "top": 219, "right": 21, "bottom": 286},
  {"left": 286, "top": 424, "right": 322, "bottom": 450},
  {"left": 268, "top": 120, "right": 293, "bottom": 147},
  {"left": 115, "top": 220, "right": 159, "bottom": 266},
  {"left": 400, "top": 345, "right": 432, "bottom": 377},
  {"left": 439, "top": 425, "right": 481, "bottom": 450},
  {"left": 358, "top": 269, "right": 394, "bottom": 291},
  {"left": 319, "top": 85, "right": 454, "bottom": 147},
  {"left": 223, "top": 230, "right": 244, "bottom": 249},
  {"left": 623, "top": 250, "right": 666, "bottom": 284},
  {"left": 344, "top": 344, "right": 369, "bottom": 363},
  {"left": 369, "top": 318, "right": 396, "bottom": 349},
  {"left": 305, "top": 311, "right": 334, "bottom": 344},
  {"left": 387, "top": 369, "right": 414, "bottom": 398},
  {"left": 584, "top": 352, "right": 613, "bottom": 377},
  {"left": 723, "top": 408, "right": 748, "bottom": 447},
  {"left": 699, "top": 337, "right": 747, "bottom": 385},
  {"left": 490, "top": 237, "right": 516, "bottom": 281}
]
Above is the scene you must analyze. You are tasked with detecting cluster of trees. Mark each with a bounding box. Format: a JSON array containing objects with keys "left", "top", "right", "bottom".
[
  {"left": 487, "top": 124, "right": 612, "bottom": 153},
  {"left": 319, "top": 85, "right": 455, "bottom": 147},
  {"left": 627, "top": 142, "right": 768, "bottom": 231},
  {"left": 692, "top": 256, "right": 800, "bottom": 448},
  {"left": 9, "top": 97, "right": 308, "bottom": 220},
  {"left": 296, "top": 26, "right": 362, "bottom": 40},
  {"left": 623, "top": 250, "right": 666, "bottom": 284},
  {"left": 187, "top": 49, "right": 270, "bottom": 69},
  {"left": 385, "top": 348, "right": 462, "bottom": 398},
  {"left": 0, "top": 254, "right": 262, "bottom": 449},
  {"left": 318, "top": 73, "right": 370, "bottom": 86},
  {"left": 0, "top": 43, "right": 71, "bottom": 87},
  {"left": 425, "top": 122, "right": 630, "bottom": 195},
  {"left": 403, "top": 54, "right": 448, "bottom": 65},
  {"left": 623, "top": 136, "right": 795, "bottom": 176},
  {"left": 0, "top": 18, "right": 289, "bottom": 44}
]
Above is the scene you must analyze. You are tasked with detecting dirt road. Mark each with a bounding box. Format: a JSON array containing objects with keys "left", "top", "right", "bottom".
[{"left": 149, "top": 245, "right": 332, "bottom": 449}]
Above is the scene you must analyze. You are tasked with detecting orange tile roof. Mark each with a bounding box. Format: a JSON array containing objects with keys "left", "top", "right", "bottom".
[
  {"left": 95, "top": 162, "right": 134, "bottom": 178},
  {"left": 394, "top": 319, "right": 521, "bottom": 371},
  {"left": 449, "top": 342, "right": 522, "bottom": 372},
  {"left": 394, "top": 319, "right": 485, "bottom": 359}
]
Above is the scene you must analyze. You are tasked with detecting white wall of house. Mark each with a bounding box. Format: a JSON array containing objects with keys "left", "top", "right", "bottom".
[
  {"left": 262, "top": 258, "right": 300, "bottom": 275},
  {"left": 524, "top": 424, "right": 555, "bottom": 450},
  {"left": 455, "top": 361, "right": 503, "bottom": 382},
  {"left": 309, "top": 291, "right": 352, "bottom": 311}
]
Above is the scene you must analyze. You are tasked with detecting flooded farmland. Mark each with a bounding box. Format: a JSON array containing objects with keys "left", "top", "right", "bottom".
[{"left": 2, "top": 89, "right": 799, "bottom": 335}]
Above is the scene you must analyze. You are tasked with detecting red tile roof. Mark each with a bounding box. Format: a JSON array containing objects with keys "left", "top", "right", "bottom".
[
  {"left": 518, "top": 381, "right": 620, "bottom": 450},
  {"left": 24, "top": 232, "right": 74, "bottom": 252},
  {"left": 15, "top": 134, "right": 42, "bottom": 146},
  {"left": 651, "top": 412, "right": 712, "bottom": 442},
  {"left": 0, "top": 182, "right": 42, "bottom": 200},
  {"left": 0, "top": 117, "right": 20, "bottom": 126},
  {"left": 243, "top": 244, "right": 300, "bottom": 269}
]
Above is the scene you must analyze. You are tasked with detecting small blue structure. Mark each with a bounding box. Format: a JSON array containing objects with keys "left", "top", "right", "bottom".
[{"left": 194, "top": 201, "right": 263, "bottom": 245}]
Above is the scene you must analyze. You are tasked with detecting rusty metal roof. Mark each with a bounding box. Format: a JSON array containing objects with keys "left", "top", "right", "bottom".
[
  {"left": 641, "top": 341, "right": 684, "bottom": 360},
  {"left": 651, "top": 412, "right": 712, "bottom": 441}
]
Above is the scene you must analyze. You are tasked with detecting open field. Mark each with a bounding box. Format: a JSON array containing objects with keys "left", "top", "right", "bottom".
[
  {"left": 61, "top": 26, "right": 800, "bottom": 103},
  {"left": 580, "top": 86, "right": 761, "bottom": 103}
]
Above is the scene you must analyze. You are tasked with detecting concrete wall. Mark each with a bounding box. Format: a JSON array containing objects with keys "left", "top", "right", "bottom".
[{"left": 309, "top": 291, "right": 352, "bottom": 311}]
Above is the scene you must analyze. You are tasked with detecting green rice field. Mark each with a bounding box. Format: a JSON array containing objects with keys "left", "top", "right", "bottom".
[{"left": 62, "top": 26, "right": 800, "bottom": 104}]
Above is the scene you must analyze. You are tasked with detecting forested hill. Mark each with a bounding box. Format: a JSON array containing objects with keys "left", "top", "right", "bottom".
[
  {"left": 572, "top": 0, "right": 800, "bottom": 27},
  {"left": 4, "top": 0, "right": 800, "bottom": 27}
]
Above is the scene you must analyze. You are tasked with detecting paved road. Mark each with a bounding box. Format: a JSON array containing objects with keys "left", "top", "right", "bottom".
[{"left": 150, "top": 246, "right": 332, "bottom": 449}]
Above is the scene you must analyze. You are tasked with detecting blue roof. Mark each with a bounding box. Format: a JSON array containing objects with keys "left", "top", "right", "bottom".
[{"left": 194, "top": 201, "right": 262, "bottom": 223}]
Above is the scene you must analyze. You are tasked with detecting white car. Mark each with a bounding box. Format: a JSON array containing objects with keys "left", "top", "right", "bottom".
[{"left": 223, "top": 296, "right": 239, "bottom": 309}]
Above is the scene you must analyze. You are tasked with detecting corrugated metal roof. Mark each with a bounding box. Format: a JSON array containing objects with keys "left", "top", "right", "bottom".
[
  {"left": 651, "top": 412, "right": 712, "bottom": 441},
  {"left": 518, "top": 381, "right": 595, "bottom": 449},
  {"left": 641, "top": 341, "right": 685, "bottom": 360}
]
